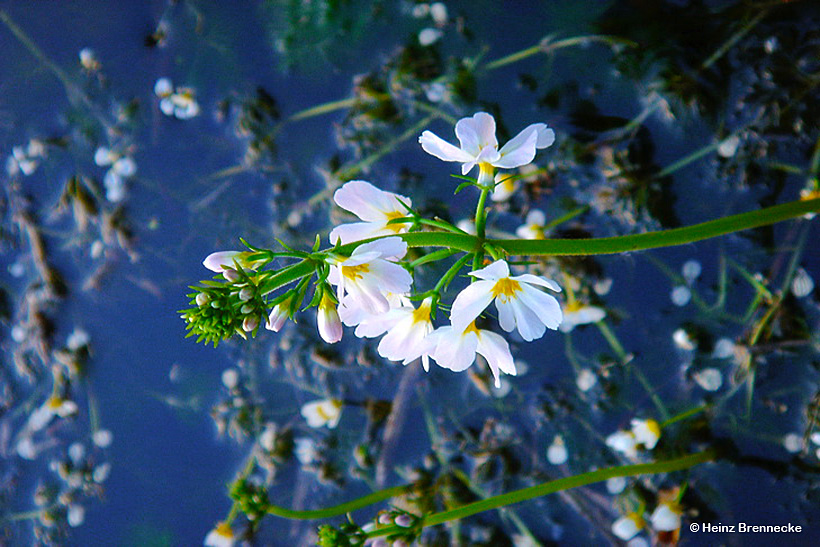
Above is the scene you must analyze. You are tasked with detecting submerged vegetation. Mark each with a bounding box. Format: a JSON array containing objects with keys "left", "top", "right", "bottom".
[{"left": 2, "top": 0, "right": 820, "bottom": 545}]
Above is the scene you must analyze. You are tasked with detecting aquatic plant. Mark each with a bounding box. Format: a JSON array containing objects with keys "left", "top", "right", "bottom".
[{"left": 181, "top": 111, "right": 819, "bottom": 543}]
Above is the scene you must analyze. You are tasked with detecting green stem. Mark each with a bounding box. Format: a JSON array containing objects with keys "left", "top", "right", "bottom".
[
  {"left": 253, "top": 198, "right": 820, "bottom": 298},
  {"left": 266, "top": 484, "right": 409, "bottom": 519},
  {"left": 472, "top": 184, "right": 491, "bottom": 270},
  {"left": 366, "top": 450, "right": 714, "bottom": 538},
  {"left": 661, "top": 405, "right": 708, "bottom": 428}
]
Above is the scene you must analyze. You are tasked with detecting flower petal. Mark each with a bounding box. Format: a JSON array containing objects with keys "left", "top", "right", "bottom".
[
  {"left": 459, "top": 112, "right": 497, "bottom": 151},
  {"left": 517, "top": 284, "right": 563, "bottom": 330},
  {"left": 495, "top": 298, "right": 516, "bottom": 333},
  {"left": 512, "top": 273, "right": 562, "bottom": 292},
  {"left": 333, "top": 180, "right": 410, "bottom": 222},
  {"left": 476, "top": 330, "right": 516, "bottom": 388},
  {"left": 353, "top": 237, "right": 407, "bottom": 261},
  {"left": 494, "top": 127, "right": 539, "bottom": 169},
  {"left": 431, "top": 327, "right": 477, "bottom": 372},
  {"left": 329, "top": 221, "right": 387, "bottom": 245},
  {"left": 509, "top": 296, "right": 546, "bottom": 341},
  {"left": 419, "top": 131, "right": 474, "bottom": 163},
  {"left": 449, "top": 280, "right": 495, "bottom": 331},
  {"left": 469, "top": 259, "right": 510, "bottom": 281}
]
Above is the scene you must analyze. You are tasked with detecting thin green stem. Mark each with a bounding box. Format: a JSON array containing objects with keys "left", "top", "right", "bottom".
[
  {"left": 366, "top": 450, "right": 714, "bottom": 538},
  {"left": 661, "top": 405, "right": 708, "bottom": 428},
  {"left": 266, "top": 484, "right": 409, "bottom": 519},
  {"left": 483, "top": 35, "right": 635, "bottom": 71},
  {"left": 472, "top": 184, "right": 491, "bottom": 270}
]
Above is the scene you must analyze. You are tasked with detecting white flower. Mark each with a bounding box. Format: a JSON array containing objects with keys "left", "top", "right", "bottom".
[
  {"left": 672, "top": 328, "right": 696, "bottom": 350},
  {"left": 204, "top": 521, "right": 235, "bottom": 547},
  {"left": 67, "top": 504, "right": 85, "bottom": 527},
  {"left": 154, "top": 77, "right": 173, "bottom": 97},
  {"left": 650, "top": 502, "right": 681, "bottom": 532},
  {"left": 546, "top": 435, "right": 568, "bottom": 465},
  {"left": 419, "top": 112, "right": 555, "bottom": 177},
  {"left": 7, "top": 140, "right": 46, "bottom": 176},
  {"left": 605, "top": 430, "right": 638, "bottom": 458},
  {"left": 515, "top": 209, "right": 547, "bottom": 239},
  {"left": 693, "top": 368, "right": 722, "bottom": 391},
  {"left": 328, "top": 237, "right": 412, "bottom": 315},
  {"left": 559, "top": 302, "right": 605, "bottom": 332},
  {"left": 317, "top": 292, "right": 343, "bottom": 343},
  {"left": 377, "top": 297, "right": 435, "bottom": 371},
  {"left": 301, "top": 399, "right": 343, "bottom": 429},
  {"left": 93, "top": 429, "right": 113, "bottom": 448},
  {"left": 612, "top": 513, "right": 644, "bottom": 541},
  {"left": 576, "top": 368, "right": 598, "bottom": 392},
  {"left": 430, "top": 2, "right": 448, "bottom": 25},
  {"left": 79, "top": 47, "right": 99, "bottom": 71},
  {"left": 329, "top": 181, "right": 412, "bottom": 244},
  {"left": 606, "top": 476, "right": 627, "bottom": 495},
  {"left": 782, "top": 433, "right": 802, "bottom": 454},
  {"left": 450, "top": 260, "right": 562, "bottom": 342},
  {"left": 424, "top": 322, "right": 516, "bottom": 388},
  {"left": 202, "top": 251, "right": 251, "bottom": 273},
  {"left": 28, "top": 396, "right": 79, "bottom": 432},
  {"left": 630, "top": 418, "right": 661, "bottom": 450},
  {"left": 670, "top": 285, "right": 691, "bottom": 306},
  {"left": 155, "top": 78, "right": 200, "bottom": 119},
  {"left": 418, "top": 28, "right": 443, "bottom": 46},
  {"left": 294, "top": 437, "right": 318, "bottom": 464},
  {"left": 67, "top": 328, "right": 90, "bottom": 351}
]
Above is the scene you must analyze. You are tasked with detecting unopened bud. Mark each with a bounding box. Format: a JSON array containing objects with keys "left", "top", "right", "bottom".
[
  {"left": 241, "top": 303, "right": 254, "bottom": 314},
  {"left": 223, "top": 268, "right": 240, "bottom": 282},
  {"left": 243, "top": 315, "right": 259, "bottom": 332},
  {"left": 196, "top": 293, "right": 209, "bottom": 307},
  {"left": 239, "top": 287, "right": 254, "bottom": 301}
]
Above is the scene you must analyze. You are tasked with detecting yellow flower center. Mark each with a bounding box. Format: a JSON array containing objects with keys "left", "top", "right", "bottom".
[
  {"left": 565, "top": 301, "right": 584, "bottom": 312},
  {"left": 384, "top": 210, "right": 408, "bottom": 233},
  {"left": 645, "top": 419, "right": 661, "bottom": 439},
  {"left": 800, "top": 188, "right": 820, "bottom": 201},
  {"left": 411, "top": 300, "right": 432, "bottom": 324},
  {"left": 491, "top": 278, "right": 521, "bottom": 302},
  {"left": 342, "top": 263, "right": 370, "bottom": 281},
  {"left": 47, "top": 396, "right": 63, "bottom": 409},
  {"left": 316, "top": 400, "right": 342, "bottom": 421},
  {"left": 528, "top": 224, "right": 546, "bottom": 239},
  {"left": 464, "top": 321, "right": 480, "bottom": 335},
  {"left": 215, "top": 522, "right": 234, "bottom": 538}
]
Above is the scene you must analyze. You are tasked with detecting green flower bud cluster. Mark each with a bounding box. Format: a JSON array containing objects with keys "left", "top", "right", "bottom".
[
  {"left": 180, "top": 266, "right": 269, "bottom": 346},
  {"left": 229, "top": 477, "right": 270, "bottom": 522},
  {"left": 317, "top": 522, "right": 366, "bottom": 547}
]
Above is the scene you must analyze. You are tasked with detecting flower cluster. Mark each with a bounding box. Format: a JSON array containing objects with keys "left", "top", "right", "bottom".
[
  {"left": 183, "top": 112, "right": 561, "bottom": 387},
  {"left": 154, "top": 77, "right": 200, "bottom": 119}
]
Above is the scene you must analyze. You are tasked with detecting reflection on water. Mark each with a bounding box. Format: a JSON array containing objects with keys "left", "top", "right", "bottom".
[{"left": 1, "top": 0, "right": 819, "bottom": 545}]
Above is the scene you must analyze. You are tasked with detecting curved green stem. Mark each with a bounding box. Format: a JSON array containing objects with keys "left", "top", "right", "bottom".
[
  {"left": 266, "top": 484, "right": 410, "bottom": 520},
  {"left": 363, "top": 450, "right": 715, "bottom": 538}
]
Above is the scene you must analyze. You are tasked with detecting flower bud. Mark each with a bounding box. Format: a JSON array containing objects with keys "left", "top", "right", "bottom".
[
  {"left": 223, "top": 268, "right": 240, "bottom": 282},
  {"left": 196, "top": 293, "right": 209, "bottom": 307},
  {"left": 239, "top": 287, "right": 254, "bottom": 301},
  {"left": 243, "top": 315, "right": 259, "bottom": 332}
]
